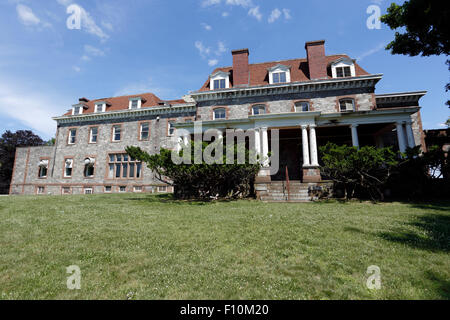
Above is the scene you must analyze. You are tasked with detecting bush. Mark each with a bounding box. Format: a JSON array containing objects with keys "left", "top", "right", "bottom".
[{"left": 126, "top": 140, "right": 261, "bottom": 200}]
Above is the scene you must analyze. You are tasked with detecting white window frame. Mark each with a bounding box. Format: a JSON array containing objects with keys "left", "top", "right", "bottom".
[
  {"left": 330, "top": 58, "right": 356, "bottom": 78},
  {"left": 133, "top": 186, "right": 143, "bottom": 193},
  {"left": 104, "top": 186, "right": 112, "bottom": 193},
  {"left": 157, "top": 186, "right": 167, "bottom": 193},
  {"left": 84, "top": 187, "right": 93, "bottom": 195},
  {"left": 295, "top": 101, "right": 310, "bottom": 112},
  {"left": 168, "top": 120, "right": 175, "bottom": 136},
  {"left": 89, "top": 127, "right": 98, "bottom": 144},
  {"left": 37, "top": 186, "right": 45, "bottom": 195},
  {"left": 38, "top": 160, "right": 49, "bottom": 178},
  {"left": 68, "top": 129, "right": 77, "bottom": 145},
  {"left": 64, "top": 159, "right": 73, "bottom": 178},
  {"left": 210, "top": 71, "right": 230, "bottom": 90},
  {"left": 84, "top": 158, "right": 96, "bottom": 178},
  {"left": 129, "top": 98, "right": 142, "bottom": 109},
  {"left": 339, "top": 99, "right": 356, "bottom": 112},
  {"left": 213, "top": 108, "right": 226, "bottom": 120},
  {"left": 268, "top": 64, "right": 291, "bottom": 85},
  {"left": 119, "top": 186, "right": 127, "bottom": 193},
  {"left": 140, "top": 122, "right": 150, "bottom": 140},
  {"left": 72, "top": 105, "right": 83, "bottom": 115},
  {"left": 94, "top": 103, "right": 106, "bottom": 113},
  {"left": 112, "top": 125, "right": 121, "bottom": 142}
]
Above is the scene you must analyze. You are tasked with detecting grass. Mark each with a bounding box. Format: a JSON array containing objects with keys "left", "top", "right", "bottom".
[{"left": 0, "top": 194, "right": 449, "bottom": 300}]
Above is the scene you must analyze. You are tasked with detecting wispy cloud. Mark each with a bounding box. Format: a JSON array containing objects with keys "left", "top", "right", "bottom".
[
  {"left": 195, "top": 41, "right": 211, "bottom": 58},
  {"left": 201, "top": 23, "right": 212, "bottom": 31},
  {"left": 16, "top": 4, "right": 51, "bottom": 29},
  {"left": 72, "top": 66, "right": 81, "bottom": 72},
  {"left": 201, "top": 0, "right": 221, "bottom": 7},
  {"left": 84, "top": 44, "right": 105, "bottom": 57},
  {"left": 282, "top": 8, "right": 291, "bottom": 20},
  {"left": 215, "top": 41, "right": 227, "bottom": 56},
  {"left": 114, "top": 78, "right": 175, "bottom": 99},
  {"left": 222, "top": 12, "right": 229, "bottom": 17},
  {"left": 356, "top": 42, "right": 387, "bottom": 61},
  {"left": 248, "top": 6, "right": 262, "bottom": 21},
  {"left": 268, "top": 8, "right": 281, "bottom": 23},
  {"left": 208, "top": 59, "right": 218, "bottom": 67}
]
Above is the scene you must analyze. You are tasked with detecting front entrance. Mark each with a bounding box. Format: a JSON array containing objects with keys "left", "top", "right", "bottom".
[{"left": 271, "top": 129, "right": 302, "bottom": 181}]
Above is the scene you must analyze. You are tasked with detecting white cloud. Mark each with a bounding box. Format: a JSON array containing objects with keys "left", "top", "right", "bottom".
[
  {"left": 282, "top": 8, "right": 291, "bottom": 20},
  {"left": 215, "top": 41, "right": 227, "bottom": 56},
  {"left": 195, "top": 41, "right": 211, "bottom": 58},
  {"left": 208, "top": 59, "right": 219, "bottom": 67},
  {"left": 201, "top": 0, "right": 221, "bottom": 7},
  {"left": 114, "top": 78, "right": 175, "bottom": 99},
  {"left": 226, "top": 0, "right": 253, "bottom": 7},
  {"left": 201, "top": 23, "right": 212, "bottom": 31},
  {"left": 0, "top": 77, "right": 70, "bottom": 138},
  {"left": 101, "top": 21, "right": 114, "bottom": 31},
  {"left": 248, "top": 6, "right": 262, "bottom": 21},
  {"left": 16, "top": 4, "right": 40, "bottom": 26},
  {"left": 268, "top": 8, "right": 281, "bottom": 23},
  {"left": 84, "top": 44, "right": 105, "bottom": 57},
  {"left": 222, "top": 11, "right": 229, "bottom": 17},
  {"left": 356, "top": 42, "right": 386, "bottom": 61},
  {"left": 72, "top": 66, "right": 81, "bottom": 72},
  {"left": 81, "top": 55, "right": 91, "bottom": 61}
]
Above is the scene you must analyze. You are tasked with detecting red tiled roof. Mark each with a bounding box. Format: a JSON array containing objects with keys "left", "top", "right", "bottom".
[
  {"left": 64, "top": 93, "right": 186, "bottom": 116},
  {"left": 198, "top": 55, "right": 370, "bottom": 92}
]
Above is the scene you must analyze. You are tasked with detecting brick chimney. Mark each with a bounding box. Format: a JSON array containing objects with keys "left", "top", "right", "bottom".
[
  {"left": 305, "top": 40, "right": 327, "bottom": 80},
  {"left": 232, "top": 48, "right": 249, "bottom": 87},
  {"left": 79, "top": 97, "right": 89, "bottom": 103}
]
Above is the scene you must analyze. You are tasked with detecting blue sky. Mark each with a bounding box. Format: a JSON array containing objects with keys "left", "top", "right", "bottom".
[{"left": 0, "top": 0, "right": 448, "bottom": 140}]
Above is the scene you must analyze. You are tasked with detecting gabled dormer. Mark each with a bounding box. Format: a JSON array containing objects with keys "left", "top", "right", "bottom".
[
  {"left": 129, "top": 96, "right": 145, "bottom": 109},
  {"left": 210, "top": 71, "right": 230, "bottom": 90},
  {"left": 329, "top": 57, "right": 356, "bottom": 78},
  {"left": 94, "top": 101, "right": 111, "bottom": 113},
  {"left": 72, "top": 103, "right": 88, "bottom": 115},
  {"left": 268, "top": 64, "right": 291, "bottom": 84}
]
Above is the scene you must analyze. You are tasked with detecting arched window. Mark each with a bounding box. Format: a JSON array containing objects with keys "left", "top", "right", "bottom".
[
  {"left": 294, "top": 101, "right": 310, "bottom": 112},
  {"left": 339, "top": 99, "right": 355, "bottom": 112},
  {"left": 213, "top": 108, "right": 226, "bottom": 120},
  {"left": 252, "top": 104, "right": 266, "bottom": 115}
]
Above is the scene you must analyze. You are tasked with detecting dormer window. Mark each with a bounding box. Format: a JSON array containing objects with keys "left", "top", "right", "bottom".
[
  {"left": 330, "top": 58, "right": 356, "bottom": 78},
  {"left": 95, "top": 103, "right": 106, "bottom": 113},
  {"left": 268, "top": 64, "right": 291, "bottom": 85},
  {"left": 129, "top": 97, "right": 142, "bottom": 109},
  {"left": 72, "top": 105, "right": 83, "bottom": 115},
  {"left": 210, "top": 71, "right": 230, "bottom": 90}
]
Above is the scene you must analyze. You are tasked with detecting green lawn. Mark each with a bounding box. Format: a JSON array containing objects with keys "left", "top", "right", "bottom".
[{"left": 0, "top": 194, "right": 448, "bottom": 300}]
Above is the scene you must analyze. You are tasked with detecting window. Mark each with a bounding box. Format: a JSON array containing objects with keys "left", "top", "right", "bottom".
[
  {"left": 168, "top": 121, "right": 175, "bottom": 136},
  {"left": 89, "top": 127, "right": 98, "bottom": 143},
  {"left": 252, "top": 105, "right": 266, "bottom": 115},
  {"left": 108, "top": 153, "right": 142, "bottom": 179},
  {"left": 339, "top": 99, "right": 355, "bottom": 112},
  {"left": 295, "top": 102, "right": 310, "bottom": 112},
  {"left": 68, "top": 129, "right": 77, "bottom": 144},
  {"left": 62, "top": 187, "right": 71, "bottom": 195},
  {"left": 129, "top": 98, "right": 141, "bottom": 109},
  {"left": 37, "top": 186, "right": 45, "bottom": 195},
  {"left": 140, "top": 122, "right": 150, "bottom": 140},
  {"left": 64, "top": 159, "right": 73, "bottom": 178},
  {"left": 104, "top": 186, "right": 112, "bottom": 193},
  {"left": 73, "top": 105, "right": 83, "bottom": 115},
  {"left": 134, "top": 186, "right": 143, "bottom": 192},
  {"left": 213, "top": 79, "right": 226, "bottom": 89},
  {"left": 84, "top": 187, "right": 93, "bottom": 195},
  {"left": 84, "top": 158, "right": 95, "bottom": 178},
  {"left": 157, "top": 186, "right": 167, "bottom": 193},
  {"left": 213, "top": 108, "right": 226, "bottom": 120},
  {"left": 131, "top": 100, "right": 138, "bottom": 109},
  {"left": 336, "top": 66, "right": 351, "bottom": 78},
  {"left": 272, "top": 72, "right": 286, "bottom": 84},
  {"left": 95, "top": 103, "right": 105, "bottom": 113},
  {"left": 112, "top": 125, "right": 121, "bottom": 141},
  {"left": 119, "top": 186, "right": 127, "bottom": 193},
  {"left": 38, "top": 159, "right": 49, "bottom": 178}
]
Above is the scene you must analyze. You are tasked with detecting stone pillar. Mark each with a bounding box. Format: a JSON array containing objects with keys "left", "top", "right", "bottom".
[
  {"left": 396, "top": 122, "right": 407, "bottom": 153},
  {"left": 351, "top": 124, "right": 359, "bottom": 148},
  {"left": 261, "top": 127, "right": 269, "bottom": 167},
  {"left": 301, "top": 125, "right": 310, "bottom": 167},
  {"left": 309, "top": 124, "right": 319, "bottom": 166},
  {"left": 405, "top": 121, "right": 415, "bottom": 148}
]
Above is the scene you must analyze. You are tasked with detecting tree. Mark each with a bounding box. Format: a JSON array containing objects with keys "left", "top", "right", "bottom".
[
  {"left": 0, "top": 130, "right": 45, "bottom": 194},
  {"left": 380, "top": 0, "right": 450, "bottom": 107},
  {"left": 126, "top": 140, "right": 261, "bottom": 200},
  {"left": 319, "top": 143, "right": 399, "bottom": 201}
]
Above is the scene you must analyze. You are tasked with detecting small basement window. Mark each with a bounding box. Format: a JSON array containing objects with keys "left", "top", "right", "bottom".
[{"left": 84, "top": 187, "right": 93, "bottom": 195}]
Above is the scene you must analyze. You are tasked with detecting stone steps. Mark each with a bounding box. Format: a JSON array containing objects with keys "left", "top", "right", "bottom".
[{"left": 260, "top": 181, "right": 313, "bottom": 202}]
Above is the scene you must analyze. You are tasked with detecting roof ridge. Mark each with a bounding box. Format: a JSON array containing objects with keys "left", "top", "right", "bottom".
[{"left": 90, "top": 92, "right": 161, "bottom": 102}]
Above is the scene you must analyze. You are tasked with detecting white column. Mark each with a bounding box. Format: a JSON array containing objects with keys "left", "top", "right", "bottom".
[
  {"left": 405, "top": 121, "right": 415, "bottom": 148},
  {"left": 301, "top": 125, "right": 310, "bottom": 167},
  {"left": 261, "top": 127, "right": 269, "bottom": 167},
  {"left": 351, "top": 124, "right": 359, "bottom": 148},
  {"left": 309, "top": 124, "right": 319, "bottom": 166},
  {"left": 254, "top": 128, "right": 261, "bottom": 158},
  {"left": 396, "top": 122, "right": 407, "bottom": 153}
]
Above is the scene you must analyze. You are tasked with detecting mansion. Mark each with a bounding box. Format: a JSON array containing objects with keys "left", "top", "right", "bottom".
[{"left": 9, "top": 40, "right": 426, "bottom": 201}]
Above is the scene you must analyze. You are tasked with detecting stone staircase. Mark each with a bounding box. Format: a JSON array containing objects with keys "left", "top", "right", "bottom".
[{"left": 259, "top": 180, "right": 311, "bottom": 202}]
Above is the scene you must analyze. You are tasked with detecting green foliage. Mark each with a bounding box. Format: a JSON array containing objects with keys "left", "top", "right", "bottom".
[
  {"left": 319, "top": 143, "right": 399, "bottom": 201},
  {"left": 126, "top": 140, "right": 261, "bottom": 200}
]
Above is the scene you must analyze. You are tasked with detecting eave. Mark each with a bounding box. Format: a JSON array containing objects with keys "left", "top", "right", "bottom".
[
  {"left": 191, "top": 74, "right": 383, "bottom": 102},
  {"left": 375, "top": 91, "right": 427, "bottom": 104}
]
